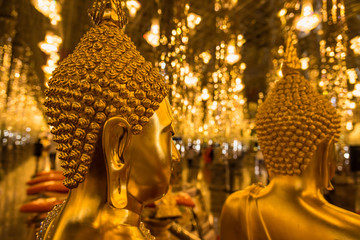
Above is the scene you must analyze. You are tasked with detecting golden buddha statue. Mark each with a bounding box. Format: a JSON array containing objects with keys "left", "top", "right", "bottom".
[
  {"left": 220, "top": 35, "right": 360, "bottom": 240},
  {"left": 37, "top": 1, "right": 180, "bottom": 239}
]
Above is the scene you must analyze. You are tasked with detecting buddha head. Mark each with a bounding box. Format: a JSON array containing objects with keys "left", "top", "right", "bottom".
[
  {"left": 255, "top": 35, "right": 341, "bottom": 183},
  {"left": 44, "top": 0, "right": 178, "bottom": 206}
]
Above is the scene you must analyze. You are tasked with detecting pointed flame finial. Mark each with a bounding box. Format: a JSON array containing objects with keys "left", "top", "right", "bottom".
[
  {"left": 283, "top": 32, "right": 301, "bottom": 73},
  {"left": 89, "top": 0, "right": 128, "bottom": 29}
]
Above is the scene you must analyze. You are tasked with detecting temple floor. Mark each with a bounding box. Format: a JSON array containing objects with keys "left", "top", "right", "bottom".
[
  {"left": 0, "top": 146, "right": 33, "bottom": 240},
  {"left": 1, "top": 145, "right": 360, "bottom": 240}
]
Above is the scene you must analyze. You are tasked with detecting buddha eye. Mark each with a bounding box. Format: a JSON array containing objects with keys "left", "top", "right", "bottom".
[{"left": 163, "top": 123, "right": 175, "bottom": 136}]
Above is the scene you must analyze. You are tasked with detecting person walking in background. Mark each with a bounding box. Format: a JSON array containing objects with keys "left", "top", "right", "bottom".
[
  {"left": 41, "top": 136, "right": 51, "bottom": 171},
  {"left": 33, "top": 138, "right": 43, "bottom": 175},
  {"left": 203, "top": 144, "right": 214, "bottom": 184},
  {"left": 204, "top": 144, "right": 214, "bottom": 164},
  {"left": 49, "top": 139, "right": 57, "bottom": 170},
  {"left": 186, "top": 145, "right": 197, "bottom": 183}
]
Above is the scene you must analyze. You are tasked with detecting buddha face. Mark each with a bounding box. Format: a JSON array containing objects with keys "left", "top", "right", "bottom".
[{"left": 124, "top": 99, "right": 179, "bottom": 203}]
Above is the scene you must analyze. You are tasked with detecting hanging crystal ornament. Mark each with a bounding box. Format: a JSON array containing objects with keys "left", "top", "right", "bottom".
[
  {"left": 4, "top": 47, "right": 48, "bottom": 145},
  {"left": 319, "top": 0, "right": 348, "bottom": 108},
  {"left": 0, "top": 6, "right": 17, "bottom": 146},
  {"left": 161, "top": 0, "right": 198, "bottom": 140},
  {"left": 350, "top": 36, "right": 360, "bottom": 55},
  {"left": 126, "top": 0, "right": 141, "bottom": 18},
  {"left": 30, "top": 0, "right": 62, "bottom": 25},
  {"left": 295, "top": 0, "right": 321, "bottom": 33},
  {"left": 202, "top": 0, "right": 246, "bottom": 143},
  {"left": 317, "top": 0, "right": 352, "bottom": 171},
  {"left": 144, "top": 18, "right": 160, "bottom": 47},
  {"left": 39, "top": 32, "right": 62, "bottom": 85}
]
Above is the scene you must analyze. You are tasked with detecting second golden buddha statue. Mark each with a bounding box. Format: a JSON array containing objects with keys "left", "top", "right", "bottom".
[
  {"left": 38, "top": 1, "right": 180, "bottom": 239},
  {"left": 220, "top": 35, "right": 360, "bottom": 240}
]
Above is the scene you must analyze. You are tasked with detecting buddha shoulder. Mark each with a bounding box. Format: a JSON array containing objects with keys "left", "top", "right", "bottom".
[
  {"left": 224, "top": 183, "right": 265, "bottom": 209},
  {"left": 230, "top": 183, "right": 264, "bottom": 200},
  {"left": 220, "top": 184, "right": 265, "bottom": 239}
]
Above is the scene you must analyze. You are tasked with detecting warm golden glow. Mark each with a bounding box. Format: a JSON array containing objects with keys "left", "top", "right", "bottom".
[
  {"left": 45, "top": 21, "right": 169, "bottom": 189},
  {"left": 144, "top": 19, "right": 160, "bottom": 47},
  {"left": 201, "top": 88, "right": 210, "bottom": 101},
  {"left": 352, "top": 83, "right": 360, "bottom": 97},
  {"left": 237, "top": 34, "right": 246, "bottom": 47},
  {"left": 200, "top": 51, "right": 212, "bottom": 64},
  {"left": 300, "top": 57, "right": 309, "bottom": 70},
  {"left": 233, "top": 77, "right": 244, "bottom": 92},
  {"left": 39, "top": 32, "right": 62, "bottom": 80},
  {"left": 278, "top": 8, "right": 287, "bottom": 17},
  {"left": 350, "top": 36, "right": 360, "bottom": 55},
  {"left": 346, "top": 68, "right": 357, "bottom": 84},
  {"left": 39, "top": 42, "right": 58, "bottom": 54},
  {"left": 240, "top": 62, "right": 246, "bottom": 70},
  {"left": 295, "top": 2, "right": 321, "bottom": 33},
  {"left": 349, "top": 101, "right": 356, "bottom": 109},
  {"left": 31, "top": 0, "right": 62, "bottom": 25},
  {"left": 126, "top": 0, "right": 141, "bottom": 18},
  {"left": 42, "top": 65, "right": 56, "bottom": 75},
  {"left": 225, "top": 42, "right": 240, "bottom": 65},
  {"left": 346, "top": 121, "right": 353, "bottom": 131},
  {"left": 187, "top": 13, "right": 202, "bottom": 29},
  {"left": 184, "top": 72, "right": 198, "bottom": 87},
  {"left": 221, "top": 36, "right": 359, "bottom": 240},
  {"left": 39, "top": 2, "right": 174, "bottom": 238}
]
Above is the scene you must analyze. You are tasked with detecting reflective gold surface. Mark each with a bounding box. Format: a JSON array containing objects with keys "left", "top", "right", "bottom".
[
  {"left": 39, "top": 1, "right": 179, "bottom": 239},
  {"left": 41, "top": 100, "right": 179, "bottom": 240},
  {"left": 220, "top": 35, "right": 360, "bottom": 240},
  {"left": 44, "top": 0, "right": 169, "bottom": 189}
]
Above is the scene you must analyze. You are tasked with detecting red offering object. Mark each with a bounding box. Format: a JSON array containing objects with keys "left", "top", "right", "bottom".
[
  {"left": 145, "top": 202, "right": 156, "bottom": 208},
  {"left": 47, "top": 183, "right": 69, "bottom": 193},
  {"left": 27, "top": 174, "right": 65, "bottom": 185},
  {"left": 27, "top": 181, "right": 69, "bottom": 195},
  {"left": 20, "top": 198, "right": 64, "bottom": 213},
  {"left": 36, "top": 170, "right": 63, "bottom": 176},
  {"left": 176, "top": 193, "right": 195, "bottom": 208}
]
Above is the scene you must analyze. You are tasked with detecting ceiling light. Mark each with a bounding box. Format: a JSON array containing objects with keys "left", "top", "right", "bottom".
[
  {"left": 295, "top": 2, "right": 320, "bottom": 33},
  {"left": 144, "top": 19, "right": 160, "bottom": 47},
  {"left": 126, "top": 0, "right": 141, "bottom": 18}
]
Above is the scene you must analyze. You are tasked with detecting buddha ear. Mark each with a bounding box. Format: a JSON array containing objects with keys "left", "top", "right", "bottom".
[
  {"left": 102, "top": 117, "right": 132, "bottom": 208},
  {"left": 102, "top": 117, "right": 132, "bottom": 168},
  {"left": 320, "top": 137, "right": 336, "bottom": 191}
]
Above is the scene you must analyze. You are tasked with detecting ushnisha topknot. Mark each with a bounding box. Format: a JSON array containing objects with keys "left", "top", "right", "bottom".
[
  {"left": 255, "top": 34, "right": 340, "bottom": 177},
  {"left": 44, "top": 0, "right": 169, "bottom": 189}
]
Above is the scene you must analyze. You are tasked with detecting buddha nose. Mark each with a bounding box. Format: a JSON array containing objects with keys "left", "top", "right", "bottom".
[{"left": 171, "top": 141, "right": 181, "bottom": 162}]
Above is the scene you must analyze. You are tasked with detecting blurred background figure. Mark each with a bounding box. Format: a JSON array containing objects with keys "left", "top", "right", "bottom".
[
  {"left": 49, "top": 139, "right": 57, "bottom": 170},
  {"left": 185, "top": 144, "right": 200, "bottom": 183},
  {"left": 40, "top": 135, "right": 51, "bottom": 172},
  {"left": 33, "top": 138, "right": 43, "bottom": 176},
  {"left": 254, "top": 143, "right": 268, "bottom": 185},
  {"left": 203, "top": 144, "right": 214, "bottom": 184}
]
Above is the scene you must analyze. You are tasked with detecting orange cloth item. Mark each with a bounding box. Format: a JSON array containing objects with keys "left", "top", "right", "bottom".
[
  {"left": 27, "top": 181, "right": 69, "bottom": 195},
  {"left": 27, "top": 174, "right": 65, "bottom": 185},
  {"left": 36, "top": 170, "right": 63, "bottom": 176},
  {"left": 176, "top": 194, "right": 195, "bottom": 208},
  {"left": 20, "top": 198, "right": 64, "bottom": 213}
]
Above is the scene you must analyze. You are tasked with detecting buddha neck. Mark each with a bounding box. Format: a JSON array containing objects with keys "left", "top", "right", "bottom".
[
  {"left": 268, "top": 175, "right": 324, "bottom": 200},
  {"left": 266, "top": 144, "right": 332, "bottom": 201}
]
